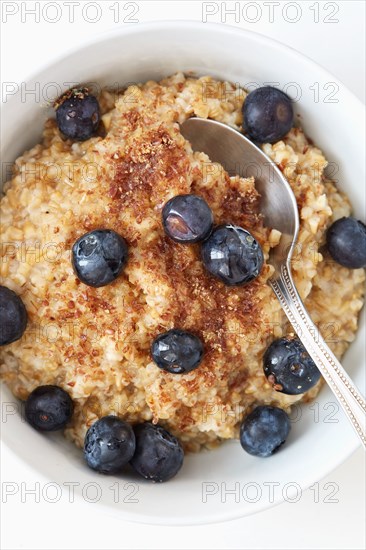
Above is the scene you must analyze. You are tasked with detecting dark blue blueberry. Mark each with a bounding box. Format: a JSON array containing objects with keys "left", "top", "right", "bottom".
[
  {"left": 0, "top": 286, "right": 27, "bottom": 346},
  {"left": 243, "top": 86, "right": 293, "bottom": 143},
  {"left": 151, "top": 329, "right": 203, "bottom": 374},
  {"left": 162, "top": 194, "right": 213, "bottom": 243},
  {"left": 201, "top": 224, "right": 263, "bottom": 286},
  {"left": 55, "top": 88, "right": 100, "bottom": 141},
  {"left": 84, "top": 416, "right": 136, "bottom": 474},
  {"left": 264, "top": 337, "right": 321, "bottom": 395},
  {"left": 72, "top": 229, "right": 128, "bottom": 287},
  {"left": 240, "top": 406, "right": 291, "bottom": 457},
  {"left": 326, "top": 217, "right": 366, "bottom": 269},
  {"left": 25, "top": 385, "right": 73, "bottom": 431},
  {"left": 130, "top": 423, "right": 184, "bottom": 482}
]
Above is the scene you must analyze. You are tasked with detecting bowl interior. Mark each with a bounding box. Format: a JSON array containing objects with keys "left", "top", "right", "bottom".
[{"left": 1, "top": 22, "right": 365, "bottom": 525}]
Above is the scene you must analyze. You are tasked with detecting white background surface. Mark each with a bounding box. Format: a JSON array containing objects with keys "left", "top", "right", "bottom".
[{"left": 1, "top": 1, "right": 365, "bottom": 549}]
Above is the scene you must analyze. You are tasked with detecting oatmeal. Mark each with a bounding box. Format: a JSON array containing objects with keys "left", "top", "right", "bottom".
[{"left": 0, "top": 73, "right": 364, "bottom": 452}]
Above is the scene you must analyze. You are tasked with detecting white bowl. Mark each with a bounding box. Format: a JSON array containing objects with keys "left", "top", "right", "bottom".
[{"left": 1, "top": 21, "right": 365, "bottom": 525}]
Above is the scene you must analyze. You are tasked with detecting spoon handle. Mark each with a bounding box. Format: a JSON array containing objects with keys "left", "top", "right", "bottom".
[{"left": 270, "top": 264, "right": 366, "bottom": 448}]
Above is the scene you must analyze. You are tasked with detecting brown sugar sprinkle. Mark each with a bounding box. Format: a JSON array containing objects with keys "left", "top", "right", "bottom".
[
  {"left": 121, "top": 109, "right": 143, "bottom": 132},
  {"left": 108, "top": 125, "right": 190, "bottom": 217},
  {"left": 53, "top": 86, "right": 91, "bottom": 110}
]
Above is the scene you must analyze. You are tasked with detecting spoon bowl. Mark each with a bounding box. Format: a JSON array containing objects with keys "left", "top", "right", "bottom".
[{"left": 180, "top": 117, "right": 299, "bottom": 275}]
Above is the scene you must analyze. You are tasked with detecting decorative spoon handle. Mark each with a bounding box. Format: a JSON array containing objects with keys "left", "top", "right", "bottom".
[{"left": 270, "top": 263, "right": 366, "bottom": 448}]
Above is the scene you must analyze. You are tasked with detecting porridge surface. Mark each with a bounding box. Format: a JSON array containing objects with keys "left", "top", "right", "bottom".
[{"left": 0, "top": 73, "right": 364, "bottom": 451}]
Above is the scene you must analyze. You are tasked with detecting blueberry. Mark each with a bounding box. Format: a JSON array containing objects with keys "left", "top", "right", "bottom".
[
  {"left": 25, "top": 385, "right": 73, "bottom": 431},
  {"left": 201, "top": 224, "right": 264, "bottom": 286},
  {"left": 84, "top": 416, "right": 136, "bottom": 474},
  {"left": 0, "top": 286, "right": 27, "bottom": 346},
  {"left": 162, "top": 194, "right": 213, "bottom": 243},
  {"left": 326, "top": 217, "right": 366, "bottom": 269},
  {"left": 243, "top": 86, "right": 293, "bottom": 143},
  {"left": 151, "top": 329, "right": 204, "bottom": 374},
  {"left": 55, "top": 88, "right": 100, "bottom": 141},
  {"left": 264, "top": 336, "right": 321, "bottom": 395},
  {"left": 72, "top": 229, "right": 128, "bottom": 287},
  {"left": 240, "top": 406, "right": 291, "bottom": 457},
  {"left": 130, "top": 423, "right": 184, "bottom": 482}
]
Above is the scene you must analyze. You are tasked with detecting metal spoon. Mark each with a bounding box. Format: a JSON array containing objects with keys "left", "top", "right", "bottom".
[{"left": 180, "top": 117, "right": 366, "bottom": 447}]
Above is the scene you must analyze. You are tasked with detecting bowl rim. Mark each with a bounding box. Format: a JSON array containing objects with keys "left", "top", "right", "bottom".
[
  {"left": 1, "top": 20, "right": 365, "bottom": 112},
  {"left": 0, "top": 20, "right": 364, "bottom": 526}
]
